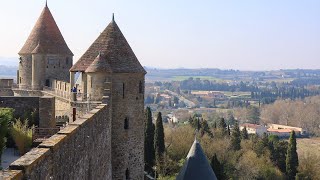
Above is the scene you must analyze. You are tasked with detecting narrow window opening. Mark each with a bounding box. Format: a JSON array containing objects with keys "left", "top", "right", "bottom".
[
  {"left": 125, "top": 168, "right": 130, "bottom": 180},
  {"left": 45, "top": 79, "right": 50, "bottom": 87},
  {"left": 122, "top": 83, "right": 125, "bottom": 99},
  {"left": 19, "top": 77, "right": 21, "bottom": 84},
  {"left": 66, "top": 57, "right": 69, "bottom": 65},
  {"left": 139, "top": 81, "right": 143, "bottom": 94},
  {"left": 124, "top": 118, "right": 129, "bottom": 129}
]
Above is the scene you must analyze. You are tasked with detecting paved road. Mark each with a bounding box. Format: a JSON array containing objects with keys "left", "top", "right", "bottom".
[{"left": 165, "top": 90, "right": 196, "bottom": 108}]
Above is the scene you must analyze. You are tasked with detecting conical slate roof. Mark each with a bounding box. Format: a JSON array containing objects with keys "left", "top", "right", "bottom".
[
  {"left": 85, "top": 52, "right": 112, "bottom": 73},
  {"left": 19, "top": 5, "right": 73, "bottom": 55},
  {"left": 176, "top": 139, "right": 217, "bottom": 180},
  {"left": 70, "top": 16, "right": 146, "bottom": 74}
]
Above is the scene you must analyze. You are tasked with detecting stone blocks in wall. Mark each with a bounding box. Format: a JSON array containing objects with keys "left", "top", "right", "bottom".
[
  {"left": 2, "top": 105, "right": 112, "bottom": 179},
  {"left": 0, "top": 88, "right": 14, "bottom": 96},
  {"left": 0, "top": 96, "right": 55, "bottom": 128},
  {"left": 39, "top": 97, "right": 56, "bottom": 128},
  {"left": 110, "top": 74, "right": 145, "bottom": 179}
]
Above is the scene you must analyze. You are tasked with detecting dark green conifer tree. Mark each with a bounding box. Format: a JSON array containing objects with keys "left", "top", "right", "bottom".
[
  {"left": 144, "top": 107, "right": 155, "bottom": 174},
  {"left": 286, "top": 131, "right": 299, "bottom": 179},
  {"left": 241, "top": 126, "right": 249, "bottom": 139},
  {"left": 200, "top": 119, "right": 213, "bottom": 138},
  {"left": 230, "top": 122, "right": 241, "bottom": 151},
  {"left": 154, "top": 112, "right": 165, "bottom": 159},
  {"left": 210, "top": 153, "right": 224, "bottom": 179},
  {"left": 218, "top": 118, "right": 227, "bottom": 136},
  {"left": 213, "top": 121, "right": 217, "bottom": 129}
]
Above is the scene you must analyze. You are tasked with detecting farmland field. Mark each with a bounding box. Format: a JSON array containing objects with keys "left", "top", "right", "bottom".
[{"left": 297, "top": 138, "right": 320, "bottom": 156}]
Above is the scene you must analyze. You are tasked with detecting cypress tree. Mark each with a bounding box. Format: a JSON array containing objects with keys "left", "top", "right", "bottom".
[
  {"left": 218, "top": 118, "right": 227, "bottom": 136},
  {"left": 241, "top": 126, "right": 249, "bottom": 139},
  {"left": 144, "top": 107, "right": 155, "bottom": 174},
  {"left": 213, "top": 121, "right": 217, "bottom": 129},
  {"left": 230, "top": 122, "right": 241, "bottom": 151},
  {"left": 210, "top": 153, "right": 224, "bottom": 179},
  {"left": 200, "top": 119, "right": 213, "bottom": 138},
  {"left": 154, "top": 112, "right": 165, "bottom": 160},
  {"left": 286, "top": 131, "right": 299, "bottom": 179}
]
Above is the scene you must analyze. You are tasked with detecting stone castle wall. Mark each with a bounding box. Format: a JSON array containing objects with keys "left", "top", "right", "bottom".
[
  {"left": 0, "top": 79, "right": 14, "bottom": 96},
  {"left": 111, "top": 73, "right": 145, "bottom": 179},
  {"left": 1, "top": 105, "right": 112, "bottom": 180},
  {"left": 45, "top": 55, "right": 73, "bottom": 83},
  {"left": 0, "top": 96, "right": 55, "bottom": 128}
]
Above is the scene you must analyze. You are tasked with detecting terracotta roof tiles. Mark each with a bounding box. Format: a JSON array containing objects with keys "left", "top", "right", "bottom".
[
  {"left": 70, "top": 18, "right": 145, "bottom": 74},
  {"left": 19, "top": 6, "right": 73, "bottom": 56},
  {"left": 85, "top": 52, "right": 112, "bottom": 73}
]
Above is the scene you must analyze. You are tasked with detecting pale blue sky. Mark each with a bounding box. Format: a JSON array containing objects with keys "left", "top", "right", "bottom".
[{"left": 0, "top": 0, "right": 319, "bottom": 70}]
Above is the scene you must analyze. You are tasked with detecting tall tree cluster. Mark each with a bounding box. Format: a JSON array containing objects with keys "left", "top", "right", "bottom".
[
  {"left": 144, "top": 108, "right": 167, "bottom": 177},
  {"left": 144, "top": 107, "right": 155, "bottom": 174}
]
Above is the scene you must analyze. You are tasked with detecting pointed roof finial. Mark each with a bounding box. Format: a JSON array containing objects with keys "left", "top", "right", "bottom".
[
  {"left": 112, "top": 13, "right": 115, "bottom": 22},
  {"left": 45, "top": 0, "right": 48, "bottom": 7}
]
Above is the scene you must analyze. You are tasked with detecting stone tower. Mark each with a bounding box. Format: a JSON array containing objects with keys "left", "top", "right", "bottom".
[
  {"left": 70, "top": 15, "right": 146, "bottom": 179},
  {"left": 18, "top": 3, "right": 73, "bottom": 90}
]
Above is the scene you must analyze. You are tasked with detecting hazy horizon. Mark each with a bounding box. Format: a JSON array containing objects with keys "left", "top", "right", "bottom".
[{"left": 0, "top": 0, "right": 319, "bottom": 71}]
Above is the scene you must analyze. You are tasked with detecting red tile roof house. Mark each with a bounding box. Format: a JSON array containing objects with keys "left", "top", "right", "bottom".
[
  {"left": 267, "top": 124, "right": 306, "bottom": 138},
  {"left": 240, "top": 123, "right": 268, "bottom": 136}
]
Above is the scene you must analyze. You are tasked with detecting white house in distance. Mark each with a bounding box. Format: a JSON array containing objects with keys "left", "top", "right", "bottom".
[
  {"left": 240, "top": 123, "right": 267, "bottom": 136},
  {"left": 191, "top": 91, "right": 226, "bottom": 99},
  {"left": 167, "top": 113, "right": 179, "bottom": 123},
  {"left": 267, "top": 124, "right": 306, "bottom": 138}
]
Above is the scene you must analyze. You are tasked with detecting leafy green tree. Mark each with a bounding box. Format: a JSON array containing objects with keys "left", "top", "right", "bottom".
[
  {"left": 247, "top": 105, "right": 260, "bottom": 124},
  {"left": 211, "top": 153, "right": 224, "bottom": 179},
  {"left": 226, "top": 112, "right": 236, "bottom": 126},
  {"left": 241, "top": 126, "right": 249, "bottom": 140},
  {"left": 230, "top": 122, "right": 241, "bottom": 151},
  {"left": 144, "top": 107, "right": 155, "bottom": 174},
  {"left": 213, "top": 121, "right": 217, "bottom": 129},
  {"left": 188, "top": 115, "right": 213, "bottom": 138},
  {"left": 218, "top": 118, "right": 227, "bottom": 136},
  {"left": 269, "top": 135, "right": 288, "bottom": 173},
  {"left": 253, "top": 133, "right": 269, "bottom": 157},
  {"left": 286, "top": 131, "right": 299, "bottom": 179},
  {"left": 154, "top": 112, "right": 165, "bottom": 160},
  {"left": 0, "top": 108, "right": 14, "bottom": 167},
  {"left": 200, "top": 119, "right": 213, "bottom": 138}
]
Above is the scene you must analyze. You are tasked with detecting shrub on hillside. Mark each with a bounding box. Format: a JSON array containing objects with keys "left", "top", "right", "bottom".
[{"left": 11, "top": 119, "right": 33, "bottom": 155}]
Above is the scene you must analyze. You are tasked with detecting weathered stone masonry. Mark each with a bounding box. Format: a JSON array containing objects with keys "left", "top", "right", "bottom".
[
  {"left": 0, "top": 96, "right": 55, "bottom": 128},
  {"left": 1, "top": 105, "right": 112, "bottom": 180}
]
